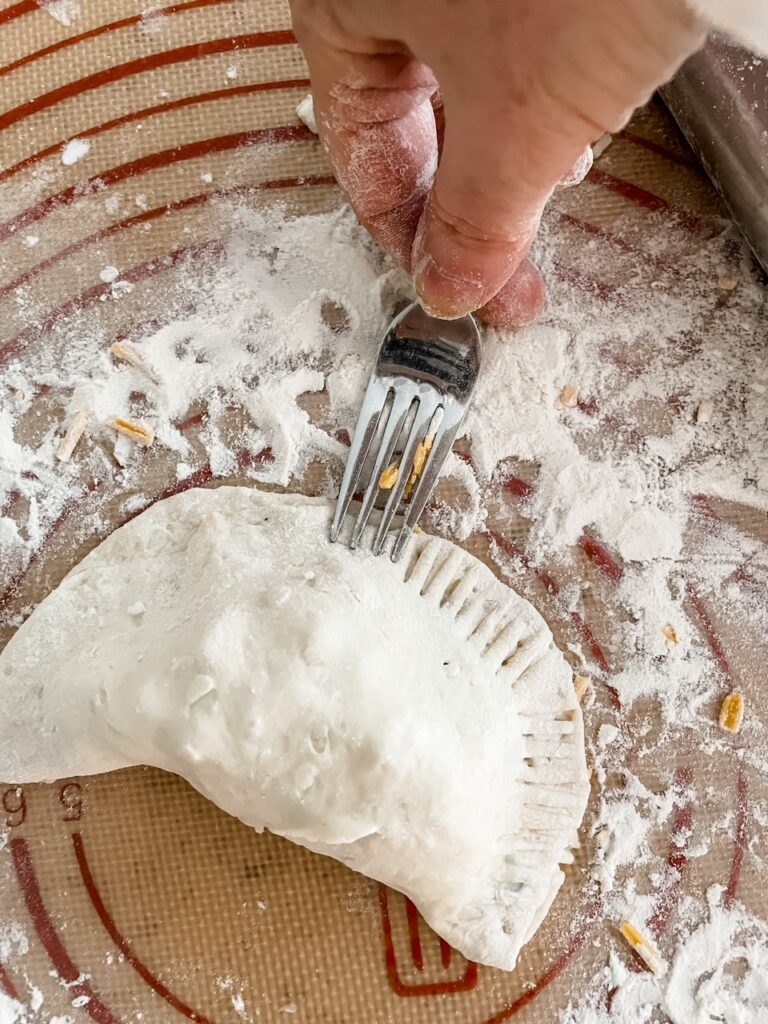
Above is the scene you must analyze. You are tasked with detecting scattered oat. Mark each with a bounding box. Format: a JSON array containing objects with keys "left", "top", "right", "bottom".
[
  {"left": 56, "top": 411, "right": 88, "bottom": 463},
  {"left": 412, "top": 435, "right": 433, "bottom": 477},
  {"left": 278, "top": 1005, "right": 297, "bottom": 1015},
  {"left": 662, "top": 624, "right": 678, "bottom": 644},
  {"left": 573, "top": 675, "right": 591, "bottom": 701},
  {"left": 696, "top": 399, "right": 714, "bottom": 424},
  {"left": 718, "top": 691, "right": 744, "bottom": 733},
  {"left": 404, "top": 435, "right": 434, "bottom": 495},
  {"left": 591, "top": 133, "right": 613, "bottom": 159},
  {"left": 110, "top": 341, "right": 157, "bottom": 382},
  {"left": 619, "top": 920, "right": 668, "bottom": 977},
  {"left": 558, "top": 384, "right": 579, "bottom": 408},
  {"left": 378, "top": 463, "right": 399, "bottom": 489},
  {"left": 111, "top": 418, "right": 155, "bottom": 447},
  {"left": 296, "top": 94, "right": 318, "bottom": 133}
]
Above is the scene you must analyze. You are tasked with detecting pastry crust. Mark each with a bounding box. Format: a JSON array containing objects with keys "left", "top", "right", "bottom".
[{"left": 0, "top": 487, "right": 589, "bottom": 971}]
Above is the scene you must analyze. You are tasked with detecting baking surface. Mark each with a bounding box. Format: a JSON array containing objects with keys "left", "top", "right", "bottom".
[{"left": 0, "top": 2, "right": 766, "bottom": 1022}]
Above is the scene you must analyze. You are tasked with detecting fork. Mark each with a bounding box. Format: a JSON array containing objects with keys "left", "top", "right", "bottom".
[{"left": 330, "top": 301, "right": 481, "bottom": 561}]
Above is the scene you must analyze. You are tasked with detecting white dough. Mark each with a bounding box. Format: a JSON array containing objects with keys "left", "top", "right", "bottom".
[{"left": 0, "top": 487, "right": 589, "bottom": 971}]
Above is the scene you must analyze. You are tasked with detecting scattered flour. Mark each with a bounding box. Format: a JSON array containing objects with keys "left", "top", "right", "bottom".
[
  {"left": 0, "top": 993, "right": 23, "bottom": 1024},
  {"left": 138, "top": 5, "right": 166, "bottom": 35},
  {"left": 0, "top": 181, "right": 765, "bottom": 1016},
  {"left": 60, "top": 139, "right": 90, "bottom": 167},
  {"left": 36, "top": 0, "right": 80, "bottom": 26},
  {"left": 562, "top": 888, "right": 768, "bottom": 1023},
  {"left": 98, "top": 266, "right": 119, "bottom": 284}
]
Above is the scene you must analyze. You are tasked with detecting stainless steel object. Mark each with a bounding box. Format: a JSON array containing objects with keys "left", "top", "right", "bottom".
[
  {"left": 330, "top": 301, "right": 481, "bottom": 561},
  {"left": 662, "top": 35, "right": 768, "bottom": 273}
]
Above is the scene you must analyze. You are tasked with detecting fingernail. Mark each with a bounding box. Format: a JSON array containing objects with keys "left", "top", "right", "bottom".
[{"left": 413, "top": 253, "right": 487, "bottom": 319}]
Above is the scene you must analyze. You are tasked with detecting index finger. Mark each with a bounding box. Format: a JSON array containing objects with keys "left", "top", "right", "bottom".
[{"left": 293, "top": 19, "right": 438, "bottom": 269}]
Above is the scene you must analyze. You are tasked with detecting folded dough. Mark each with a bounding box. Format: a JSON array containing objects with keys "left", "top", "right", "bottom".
[{"left": 0, "top": 487, "right": 589, "bottom": 971}]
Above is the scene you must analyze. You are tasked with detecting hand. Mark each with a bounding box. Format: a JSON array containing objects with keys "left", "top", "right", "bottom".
[{"left": 290, "top": 0, "right": 706, "bottom": 327}]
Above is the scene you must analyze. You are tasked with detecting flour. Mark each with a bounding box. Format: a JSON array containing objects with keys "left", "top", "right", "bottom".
[
  {"left": 59, "top": 140, "right": 90, "bottom": 167},
  {"left": 562, "top": 888, "right": 768, "bottom": 1024},
  {"left": 1, "top": 202, "right": 765, "bottom": 590},
  {"left": 0, "top": 180, "right": 766, "bottom": 1014},
  {"left": 36, "top": 0, "right": 80, "bottom": 26},
  {"left": 0, "top": 994, "right": 24, "bottom": 1024},
  {"left": 0, "top": 924, "right": 33, "bottom": 1024}
]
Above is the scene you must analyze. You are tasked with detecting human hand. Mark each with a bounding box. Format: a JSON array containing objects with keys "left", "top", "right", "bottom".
[{"left": 290, "top": 0, "right": 706, "bottom": 327}]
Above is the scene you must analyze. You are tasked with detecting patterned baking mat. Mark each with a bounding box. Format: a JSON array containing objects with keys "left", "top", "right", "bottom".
[{"left": 1, "top": 2, "right": 766, "bottom": 1022}]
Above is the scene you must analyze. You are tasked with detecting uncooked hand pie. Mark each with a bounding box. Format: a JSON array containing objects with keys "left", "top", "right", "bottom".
[{"left": 0, "top": 487, "right": 589, "bottom": 971}]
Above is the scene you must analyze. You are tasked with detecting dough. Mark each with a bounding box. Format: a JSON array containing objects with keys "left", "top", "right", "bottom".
[{"left": 0, "top": 487, "right": 589, "bottom": 971}]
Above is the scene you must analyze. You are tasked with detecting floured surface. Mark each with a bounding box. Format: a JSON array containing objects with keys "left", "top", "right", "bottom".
[
  {"left": 0, "top": 487, "right": 589, "bottom": 972},
  {"left": 0, "top": 1, "right": 767, "bottom": 1022}
]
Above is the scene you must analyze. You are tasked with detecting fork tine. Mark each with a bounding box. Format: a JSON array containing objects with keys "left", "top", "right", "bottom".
[
  {"left": 350, "top": 390, "right": 416, "bottom": 549},
  {"left": 389, "top": 402, "right": 466, "bottom": 562},
  {"left": 330, "top": 379, "right": 389, "bottom": 543},
  {"left": 371, "top": 400, "right": 439, "bottom": 556}
]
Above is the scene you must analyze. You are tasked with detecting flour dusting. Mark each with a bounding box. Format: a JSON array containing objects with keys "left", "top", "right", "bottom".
[
  {"left": 0, "top": 177, "right": 766, "bottom": 1018},
  {"left": 563, "top": 888, "right": 768, "bottom": 1024}
]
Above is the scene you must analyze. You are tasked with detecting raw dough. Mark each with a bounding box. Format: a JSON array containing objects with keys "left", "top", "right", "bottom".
[{"left": 0, "top": 487, "right": 589, "bottom": 971}]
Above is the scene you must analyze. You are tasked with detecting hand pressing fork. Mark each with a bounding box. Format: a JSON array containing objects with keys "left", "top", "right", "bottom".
[{"left": 330, "top": 302, "right": 481, "bottom": 561}]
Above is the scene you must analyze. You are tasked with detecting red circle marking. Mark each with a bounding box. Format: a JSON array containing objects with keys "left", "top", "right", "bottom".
[
  {"left": 484, "top": 528, "right": 617, "bottom": 705},
  {"left": 725, "top": 769, "right": 749, "bottom": 908},
  {"left": 72, "top": 833, "right": 216, "bottom": 1024},
  {"left": 0, "top": 171, "right": 335, "bottom": 301},
  {"left": 10, "top": 837, "right": 122, "bottom": 1024},
  {"left": 0, "top": 124, "right": 314, "bottom": 241},
  {"left": 0, "top": 962, "right": 20, "bottom": 1001},
  {"left": 481, "top": 900, "right": 602, "bottom": 1023},
  {"left": 0, "top": 77, "right": 312, "bottom": 183},
  {"left": 578, "top": 533, "right": 625, "bottom": 584},
  {"left": 685, "top": 582, "right": 732, "bottom": 683},
  {"left": 617, "top": 129, "right": 701, "bottom": 171},
  {"left": 586, "top": 167, "right": 715, "bottom": 237},
  {"left": 648, "top": 766, "right": 695, "bottom": 937},
  {"left": 0, "top": 0, "right": 36, "bottom": 28},
  {"left": 0, "top": 0, "right": 235, "bottom": 78},
  {"left": 0, "top": 29, "right": 297, "bottom": 134}
]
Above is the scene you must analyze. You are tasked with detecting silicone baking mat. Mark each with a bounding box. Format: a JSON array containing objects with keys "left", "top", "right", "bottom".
[{"left": 0, "top": 2, "right": 766, "bottom": 1022}]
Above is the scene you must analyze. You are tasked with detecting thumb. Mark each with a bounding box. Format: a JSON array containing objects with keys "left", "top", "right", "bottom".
[
  {"left": 410, "top": 0, "right": 705, "bottom": 319},
  {"left": 411, "top": 95, "right": 565, "bottom": 319}
]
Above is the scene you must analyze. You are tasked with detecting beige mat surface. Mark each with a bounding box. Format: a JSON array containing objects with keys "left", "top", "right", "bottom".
[{"left": 0, "top": 2, "right": 766, "bottom": 1023}]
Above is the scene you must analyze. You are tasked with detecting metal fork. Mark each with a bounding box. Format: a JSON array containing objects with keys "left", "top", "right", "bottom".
[{"left": 330, "top": 301, "right": 481, "bottom": 561}]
